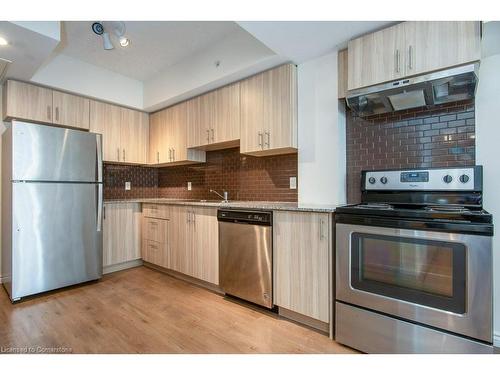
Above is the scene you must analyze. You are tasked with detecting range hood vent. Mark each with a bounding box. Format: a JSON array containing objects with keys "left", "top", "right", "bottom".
[{"left": 346, "top": 63, "right": 479, "bottom": 117}]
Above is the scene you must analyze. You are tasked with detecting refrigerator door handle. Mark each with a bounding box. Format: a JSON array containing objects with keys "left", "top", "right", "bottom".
[
  {"left": 97, "top": 184, "right": 103, "bottom": 232},
  {"left": 96, "top": 134, "right": 103, "bottom": 183}
]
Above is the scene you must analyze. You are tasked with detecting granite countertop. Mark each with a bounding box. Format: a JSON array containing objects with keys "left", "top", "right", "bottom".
[{"left": 104, "top": 198, "right": 338, "bottom": 213}]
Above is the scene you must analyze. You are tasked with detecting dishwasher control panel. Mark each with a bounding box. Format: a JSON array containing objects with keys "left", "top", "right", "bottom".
[{"left": 217, "top": 209, "right": 272, "bottom": 225}]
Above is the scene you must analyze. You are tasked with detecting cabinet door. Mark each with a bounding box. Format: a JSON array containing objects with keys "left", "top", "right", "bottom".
[
  {"left": 168, "top": 205, "right": 190, "bottom": 273},
  {"left": 3, "top": 80, "right": 53, "bottom": 123},
  {"left": 263, "top": 64, "right": 297, "bottom": 152},
  {"left": 274, "top": 211, "right": 330, "bottom": 323},
  {"left": 187, "top": 96, "right": 205, "bottom": 148},
  {"left": 171, "top": 102, "right": 188, "bottom": 162},
  {"left": 52, "top": 90, "right": 90, "bottom": 130},
  {"left": 89, "top": 100, "right": 121, "bottom": 162},
  {"left": 191, "top": 207, "right": 219, "bottom": 284},
  {"left": 348, "top": 23, "right": 405, "bottom": 90},
  {"left": 120, "top": 108, "right": 149, "bottom": 164},
  {"left": 240, "top": 72, "right": 264, "bottom": 154},
  {"left": 103, "top": 203, "right": 141, "bottom": 267},
  {"left": 405, "top": 21, "right": 481, "bottom": 77},
  {"left": 213, "top": 83, "right": 240, "bottom": 145},
  {"left": 149, "top": 111, "right": 162, "bottom": 164}
]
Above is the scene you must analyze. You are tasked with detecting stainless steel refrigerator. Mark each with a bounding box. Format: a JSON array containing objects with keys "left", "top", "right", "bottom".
[{"left": 2, "top": 121, "right": 103, "bottom": 301}]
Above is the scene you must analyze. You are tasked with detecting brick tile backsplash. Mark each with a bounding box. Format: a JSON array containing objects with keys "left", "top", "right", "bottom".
[
  {"left": 104, "top": 147, "right": 298, "bottom": 202},
  {"left": 346, "top": 99, "right": 475, "bottom": 204}
]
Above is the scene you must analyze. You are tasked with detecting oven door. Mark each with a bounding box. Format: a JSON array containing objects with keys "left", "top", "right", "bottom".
[{"left": 336, "top": 222, "right": 492, "bottom": 343}]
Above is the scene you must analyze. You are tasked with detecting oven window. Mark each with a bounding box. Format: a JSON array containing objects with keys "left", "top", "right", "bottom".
[{"left": 351, "top": 233, "right": 466, "bottom": 314}]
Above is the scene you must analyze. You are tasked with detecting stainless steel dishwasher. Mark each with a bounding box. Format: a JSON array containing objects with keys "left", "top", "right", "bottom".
[{"left": 218, "top": 209, "right": 273, "bottom": 308}]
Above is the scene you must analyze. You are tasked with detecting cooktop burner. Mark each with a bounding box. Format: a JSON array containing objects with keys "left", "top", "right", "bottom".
[
  {"left": 357, "top": 203, "right": 394, "bottom": 210},
  {"left": 424, "top": 205, "right": 470, "bottom": 213}
]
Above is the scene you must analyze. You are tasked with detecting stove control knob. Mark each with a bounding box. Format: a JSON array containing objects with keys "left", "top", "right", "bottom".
[
  {"left": 459, "top": 174, "right": 470, "bottom": 183},
  {"left": 380, "top": 177, "right": 388, "bottom": 184},
  {"left": 443, "top": 175, "right": 453, "bottom": 183},
  {"left": 368, "top": 177, "right": 376, "bottom": 184}
]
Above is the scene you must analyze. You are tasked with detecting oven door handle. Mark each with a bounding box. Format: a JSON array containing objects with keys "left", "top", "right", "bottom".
[{"left": 334, "top": 214, "right": 493, "bottom": 236}]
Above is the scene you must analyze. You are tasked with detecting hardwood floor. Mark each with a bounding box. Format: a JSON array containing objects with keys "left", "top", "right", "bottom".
[{"left": 0, "top": 267, "right": 356, "bottom": 354}]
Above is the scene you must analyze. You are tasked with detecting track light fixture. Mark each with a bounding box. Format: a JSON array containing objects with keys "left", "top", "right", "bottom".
[{"left": 91, "top": 21, "right": 130, "bottom": 50}]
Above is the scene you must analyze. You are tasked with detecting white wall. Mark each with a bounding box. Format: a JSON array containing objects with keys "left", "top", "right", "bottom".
[
  {"left": 475, "top": 21, "right": 500, "bottom": 347},
  {"left": 31, "top": 54, "right": 144, "bottom": 109},
  {"left": 0, "top": 88, "right": 5, "bottom": 282},
  {"left": 143, "top": 29, "right": 283, "bottom": 111},
  {"left": 297, "top": 51, "right": 346, "bottom": 206}
]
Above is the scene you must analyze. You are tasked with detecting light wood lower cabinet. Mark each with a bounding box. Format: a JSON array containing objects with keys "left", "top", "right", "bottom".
[
  {"left": 103, "top": 203, "right": 142, "bottom": 268},
  {"left": 273, "top": 211, "right": 331, "bottom": 323},
  {"left": 142, "top": 204, "right": 219, "bottom": 285}
]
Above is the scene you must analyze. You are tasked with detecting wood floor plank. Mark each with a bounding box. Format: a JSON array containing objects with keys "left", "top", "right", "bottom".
[{"left": 0, "top": 267, "right": 356, "bottom": 354}]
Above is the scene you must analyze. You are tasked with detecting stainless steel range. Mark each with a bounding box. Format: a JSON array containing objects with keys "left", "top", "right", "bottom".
[{"left": 335, "top": 166, "right": 494, "bottom": 354}]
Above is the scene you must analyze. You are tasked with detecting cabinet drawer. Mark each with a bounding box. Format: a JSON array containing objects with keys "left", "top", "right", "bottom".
[
  {"left": 142, "top": 217, "right": 167, "bottom": 243},
  {"left": 142, "top": 240, "right": 165, "bottom": 267},
  {"left": 143, "top": 204, "right": 170, "bottom": 219}
]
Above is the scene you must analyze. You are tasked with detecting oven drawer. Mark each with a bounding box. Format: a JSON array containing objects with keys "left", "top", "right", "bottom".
[
  {"left": 335, "top": 302, "right": 493, "bottom": 354},
  {"left": 335, "top": 223, "right": 493, "bottom": 343}
]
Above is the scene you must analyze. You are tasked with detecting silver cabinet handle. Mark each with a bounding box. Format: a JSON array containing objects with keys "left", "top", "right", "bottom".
[
  {"left": 258, "top": 131, "right": 263, "bottom": 149},
  {"left": 264, "top": 131, "right": 270, "bottom": 148},
  {"left": 123, "top": 149, "right": 125, "bottom": 162},
  {"left": 117, "top": 148, "right": 120, "bottom": 161},
  {"left": 408, "top": 45, "right": 413, "bottom": 70},
  {"left": 168, "top": 148, "right": 172, "bottom": 162},
  {"left": 47, "top": 106, "right": 51, "bottom": 120},
  {"left": 211, "top": 128, "right": 214, "bottom": 142},
  {"left": 395, "top": 49, "right": 400, "bottom": 73},
  {"left": 173, "top": 148, "right": 175, "bottom": 161},
  {"left": 192, "top": 211, "right": 195, "bottom": 224},
  {"left": 186, "top": 211, "right": 190, "bottom": 223},
  {"left": 157, "top": 151, "right": 159, "bottom": 163},
  {"left": 55, "top": 107, "right": 59, "bottom": 122},
  {"left": 206, "top": 129, "right": 210, "bottom": 143}
]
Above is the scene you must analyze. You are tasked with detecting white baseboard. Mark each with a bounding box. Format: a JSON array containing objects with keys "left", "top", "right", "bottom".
[
  {"left": 494, "top": 333, "right": 500, "bottom": 348},
  {"left": 103, "top": 259, "right": 143, "bottom": 275}
]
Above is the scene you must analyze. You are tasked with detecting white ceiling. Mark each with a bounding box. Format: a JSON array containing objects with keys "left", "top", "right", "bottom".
[
  {"left": 237, "top": 21, "right": 396, "bottom": 63},
  {"left": 59, "top": 21, "right": 244, "bottom": 81},
  {"left": 0, "top": 21, "right": 60, "bottom": 81}
]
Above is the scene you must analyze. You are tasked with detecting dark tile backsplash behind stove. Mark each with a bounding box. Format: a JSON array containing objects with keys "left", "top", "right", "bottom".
[
  {"left": 346, "top": 99, "right": 476, "bottom": 204},
  {"left": 104, "top": 147, "right": 298, "bottom": 202}
]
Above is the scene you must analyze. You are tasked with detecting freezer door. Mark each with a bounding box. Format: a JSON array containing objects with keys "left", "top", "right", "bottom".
[
  {"left": 11, "top": 182, "right": 103, "bottom": 300},
  {"left": 12, "top": 121, "right": 102, "bottom": 182}
]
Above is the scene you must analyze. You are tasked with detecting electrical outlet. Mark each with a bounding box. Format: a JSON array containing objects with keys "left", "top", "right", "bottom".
[
  {"left": 289, "top": 177, "right": 297, "bottom": 190},
  {"left": 187, "top": 182, "right": 192, "bottom": 191},
  {"left": 125, "top": 181, "right": 131, "bottom": 191}
]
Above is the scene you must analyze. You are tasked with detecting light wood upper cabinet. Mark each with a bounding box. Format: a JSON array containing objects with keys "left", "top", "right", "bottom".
[
  {"left": 90, "top": 100, "right": 149, "bottom": 164},
  {"left": 347, "top": 21, "right": 481, "bottom": 91},
  {"left": 213, "top": 82, "right": 240, "bottom": 146},
  {"left": 149, "top": 103, "right": 205, "bottom": 167},
  {"left": 348, "top": 22, "right": 405, "bottom": 90},
  {"left": 338, "top": 49, "right": 348, "bottom": 99},
  {"left": 274, "top": 211, "right": 331, "bottom": 323},
  {"left": 52, "top": 90, "right": 90, "bottom": 130},
  {"left": 186, "top": 83, "right": 240, "bottom": 150},
  {"left": 404, "top": 21, "right": 481, "bottom": 77},
  {"left": 90, "top": 101, "right": 122, "bottom": 162},
  {"left": 240, "top": 64, "right": 297, "bottom": 156},
  {"left": 120, "top": 107, "right": 149, "bottom": 164},
  {"left": 103, "top": 203, "right": 142, "bottom": 268},
  {"left": 3, "top": 80, "right": 53, "bottom": 123}
]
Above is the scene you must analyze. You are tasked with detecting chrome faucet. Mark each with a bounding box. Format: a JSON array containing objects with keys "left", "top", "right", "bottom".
[{"left": 210, "top": 189, "right": 229, "bottom": 203}]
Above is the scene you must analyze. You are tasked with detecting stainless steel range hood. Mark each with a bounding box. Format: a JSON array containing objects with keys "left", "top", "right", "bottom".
[{"left": 346, "top": 63, "right": 479, "bottom": 117}]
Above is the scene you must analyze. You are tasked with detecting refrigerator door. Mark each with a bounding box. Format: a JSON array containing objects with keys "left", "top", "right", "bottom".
[
  {"left": 11, "top": 182, "right": 103, "bottom": 300},
  {"left": 12, "top": 121, "right": 102, "bottom": 183}
]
